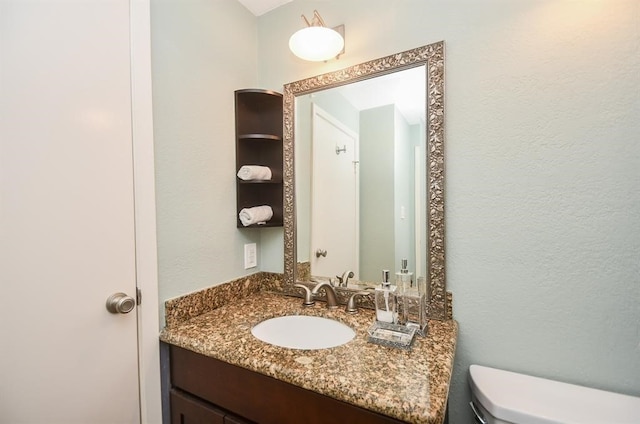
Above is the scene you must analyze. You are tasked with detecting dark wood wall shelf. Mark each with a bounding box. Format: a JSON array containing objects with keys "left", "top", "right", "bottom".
[
  {"left": 238, "top": 134, "right": 282, "bottom": 141},
  {"left": 238, "top": 180, "right": 282, "bottom": 185},
  {"left": 235, "top": 89, "right": 283, "bottom": 228}
]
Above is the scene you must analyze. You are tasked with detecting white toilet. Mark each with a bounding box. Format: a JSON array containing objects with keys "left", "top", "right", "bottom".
[{"left": 469, "top": 364, "right": 640, "bottom": 424}]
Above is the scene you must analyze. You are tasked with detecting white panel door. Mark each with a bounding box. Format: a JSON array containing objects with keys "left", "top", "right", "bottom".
[
  {"left": 0, "top": 1, "right": 141, "bottom": 422},
  {"left": 310, "top": 105, "right": 359, "bottom": 280}
]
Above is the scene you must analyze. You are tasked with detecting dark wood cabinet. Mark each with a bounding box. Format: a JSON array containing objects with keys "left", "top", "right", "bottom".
[
  {"left": 224, "top": 415, "right": 253, "bottom": 424},
  {"left": 171, "top": 388, "right": 253, "bottom": 424},
  {"left": 170, "top": 389, "right": 225, "bottom": 424},
  {"left": 168, "top": 344, "right": 405, "bottom": 424},
  {"left": 235, "top": 89, "right": 283, "bottom": 228}
]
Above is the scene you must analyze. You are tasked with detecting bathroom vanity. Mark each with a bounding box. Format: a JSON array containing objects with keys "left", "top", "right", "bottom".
[
  {"left": 169, "top": 345, "right": 407, "bottom": 423},
  {"left": 162, "top": 42, "right": 453, "bottom": 423},
  {"left": 160, "top": 288, "right": 457, "bottom": 424}
]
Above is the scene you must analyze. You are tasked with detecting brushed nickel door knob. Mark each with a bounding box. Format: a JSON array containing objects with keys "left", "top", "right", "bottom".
[{"left": 106, "top": 292, "right": 136, "bottom": 314}]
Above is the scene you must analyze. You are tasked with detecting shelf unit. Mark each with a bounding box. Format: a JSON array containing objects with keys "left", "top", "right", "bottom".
[{"left": 235, "top": 89, "right": 283, "bottom": 228}]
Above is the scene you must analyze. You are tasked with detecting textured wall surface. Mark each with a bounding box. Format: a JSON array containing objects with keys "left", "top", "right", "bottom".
[
  {"left": 256, "top": 1, "right": 640, "bottom": 422},
  {"left": 150, "top": 0, "right": 259, "bottom": 324}
]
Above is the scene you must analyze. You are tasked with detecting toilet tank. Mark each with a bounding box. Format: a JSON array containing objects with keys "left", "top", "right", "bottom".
[{"left": 469, "top": 364, "right": 640, "bottom": 424}]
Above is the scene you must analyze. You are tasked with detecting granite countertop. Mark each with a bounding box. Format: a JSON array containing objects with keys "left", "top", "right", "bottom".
[{"left": 160, "top": 291, "right": 457, "bottom": 424}]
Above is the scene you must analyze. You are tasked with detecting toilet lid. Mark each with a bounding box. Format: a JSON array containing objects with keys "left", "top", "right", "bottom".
[{"left": 469, "top": 365, "right": 640, "bottom": 424}]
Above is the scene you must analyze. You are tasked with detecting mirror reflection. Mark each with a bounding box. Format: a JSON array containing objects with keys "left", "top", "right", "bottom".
[
  {"left": 295, "top": 67, "right": 427, "bottom": 284},
  {"left": 284, "top": 42, "right": 447, "bottom": 319}
]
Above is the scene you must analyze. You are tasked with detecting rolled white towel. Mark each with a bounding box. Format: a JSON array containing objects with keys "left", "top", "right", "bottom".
[
  {"left": 239, "top": 205, "right": 273, "bottom": 226},
  {"left": 237, "top": 165, "right": 272, "bottom": 181}
]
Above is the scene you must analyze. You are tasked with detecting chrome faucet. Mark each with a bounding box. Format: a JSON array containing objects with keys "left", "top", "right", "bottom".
[
  {"left": 345, "top": 291, "right": 370, "bottom": 314},
  {"left": 294, "top": 284, "right": 315, "bottom": 307},
  {"left": 336, "top": 270, "right": 354, "bottom": 287},
  {"left": 311, "top": 281, "right": 339, "bottom": 309}
]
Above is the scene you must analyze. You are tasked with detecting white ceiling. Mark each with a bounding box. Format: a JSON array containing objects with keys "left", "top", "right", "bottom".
[{"left": 237, "top": 0, "right": 291, "bottom": 16}]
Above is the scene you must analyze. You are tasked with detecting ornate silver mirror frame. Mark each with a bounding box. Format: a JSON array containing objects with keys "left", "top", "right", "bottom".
[{"left": 283, "top": 41, "right": 447, "bottom": 320}]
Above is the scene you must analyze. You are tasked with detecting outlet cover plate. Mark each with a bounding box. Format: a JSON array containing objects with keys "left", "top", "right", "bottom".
[{"left": 244, "top": 243, "right": 257, "bottom": 269}]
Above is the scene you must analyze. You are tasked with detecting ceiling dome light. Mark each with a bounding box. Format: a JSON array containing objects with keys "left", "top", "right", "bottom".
[{"left": 289, "top": 10, "right": 344, "bottom": 62}]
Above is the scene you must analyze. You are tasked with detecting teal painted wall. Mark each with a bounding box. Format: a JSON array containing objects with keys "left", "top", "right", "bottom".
[{"left": 151, "top": 0, "right": 259, "bottom": 323}]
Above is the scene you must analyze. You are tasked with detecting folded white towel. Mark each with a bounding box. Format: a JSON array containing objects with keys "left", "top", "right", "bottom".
[
  {"left": 239, "top": 205, "right": 273, "bottom": 227},
  {"left": 237, "top": 165, "right": 272, "bottom": 181}
]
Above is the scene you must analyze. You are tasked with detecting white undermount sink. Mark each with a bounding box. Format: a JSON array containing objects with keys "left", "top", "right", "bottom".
[{"left": 251, "top": 315, "right": 355, "bottom": 350}]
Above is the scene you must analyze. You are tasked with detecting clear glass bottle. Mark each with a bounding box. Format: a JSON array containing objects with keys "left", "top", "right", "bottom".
[
  {"left": 374, "top": 270, "right": 397, "bottom": 323},
  {"left": 395, "top": 258, "right": 413, "bottom": 292},
  {"left": 400, "top": 276, "right": 428, "bottom": 336}
]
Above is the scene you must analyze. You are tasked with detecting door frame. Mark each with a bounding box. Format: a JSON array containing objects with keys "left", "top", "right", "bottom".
[{"left": 130, "top": 1, "right": 161, "bottom": 422}]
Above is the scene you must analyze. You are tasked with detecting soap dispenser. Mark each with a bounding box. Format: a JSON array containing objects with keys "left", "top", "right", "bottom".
[
  {"left": 399, "top": 275, "right": 428, "bottom": 336},
  {"left": 374, "top": 270, "right": 397, "bottom": 323},
  {"left": 395, "top": 258, "right": 413, "bottom": 292}
]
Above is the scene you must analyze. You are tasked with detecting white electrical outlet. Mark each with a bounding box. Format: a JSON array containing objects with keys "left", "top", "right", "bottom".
[{"left": 244, "top": 243, "right": 257, "bottom": 269}]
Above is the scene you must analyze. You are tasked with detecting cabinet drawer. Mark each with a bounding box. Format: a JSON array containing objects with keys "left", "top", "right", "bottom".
[
  {"left": 170, "top": 345, "right": 405, "bottom": 424},
  {"left": 170, "top": 388, "right": 225, "bottom": 424},
  {"left": 171, "top": 389, "right": 253, "bottom": 424}
]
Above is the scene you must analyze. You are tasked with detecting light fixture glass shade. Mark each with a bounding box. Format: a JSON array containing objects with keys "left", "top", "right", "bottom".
[{"left": 289, "top": 26, "right": 344, "bottom": 62}]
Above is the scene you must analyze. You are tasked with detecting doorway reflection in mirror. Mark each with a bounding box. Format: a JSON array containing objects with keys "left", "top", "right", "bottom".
[{"left": 295, "top": 67, "right": 427, "bottom": 284}]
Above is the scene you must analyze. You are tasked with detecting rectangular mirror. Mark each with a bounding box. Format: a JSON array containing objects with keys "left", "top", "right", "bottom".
[{"left": 283, "top": 42, "right": 448, "bottom": 320}]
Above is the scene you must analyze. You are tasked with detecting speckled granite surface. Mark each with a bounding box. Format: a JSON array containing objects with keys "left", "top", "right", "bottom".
[
  {"left": 164, "top": 272, "right": 283, "bottom": 328},
  {"left": 161, "top": 290, "right": 458, "bottom": 424}
]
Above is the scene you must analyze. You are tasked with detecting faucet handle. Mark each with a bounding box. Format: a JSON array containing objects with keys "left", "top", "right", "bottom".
[
  {"left": 336, "top": 271, "right": 355, "bottom": 287},
  {"left": 345, "top": 291, "right": 370, "bottom": 314},
  {"left": 294, "top": 284, "right": 315, "bottom": 307}
]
